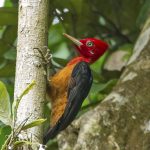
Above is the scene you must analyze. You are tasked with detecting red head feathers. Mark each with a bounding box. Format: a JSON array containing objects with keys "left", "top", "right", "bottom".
[{"left": 63, "top": 33, "right": 108, "bottom": 64}]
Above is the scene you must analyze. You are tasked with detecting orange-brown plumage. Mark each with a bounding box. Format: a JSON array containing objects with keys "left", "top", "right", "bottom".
[{"left": 48, "top": 63, "right": 76, "bottom": 126}]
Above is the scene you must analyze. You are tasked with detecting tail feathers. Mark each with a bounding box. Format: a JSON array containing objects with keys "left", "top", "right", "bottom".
[{"left": 43, "top": 126, "right": 59, "bottom": 144}]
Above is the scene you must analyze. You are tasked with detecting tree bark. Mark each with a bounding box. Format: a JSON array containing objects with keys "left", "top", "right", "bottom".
[
  {"left": 58, "top": 17, "right": 150, "bottom": 150},
  {"left": 14, "top": 0, "right": 48, "bottom": 147}
]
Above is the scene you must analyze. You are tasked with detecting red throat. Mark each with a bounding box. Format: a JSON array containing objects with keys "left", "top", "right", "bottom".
[{"left": 67, "top": 57, "right": 90, "bottom": 66}]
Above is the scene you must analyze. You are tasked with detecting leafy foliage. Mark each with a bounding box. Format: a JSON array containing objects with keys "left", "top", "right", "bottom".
[
  {"left": 0, "top": 81, "right": 12, "bottom": 126},
  {"left": 0, "top": 125, "right": 11, "bottom": 149},
  {"left": 0, "top": 80, "right": 46, "bottom": 149},
  {"left": 21, "top": 119, "right": 46, "bottom": 130}
]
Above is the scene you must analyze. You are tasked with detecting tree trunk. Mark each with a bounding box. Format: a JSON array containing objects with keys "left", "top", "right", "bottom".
[
  {"left": 58, "top": 17, "right": 150, "bottom": 150},
  {"left": 14, "top": 0, "right": 48, "bottom": 147}
]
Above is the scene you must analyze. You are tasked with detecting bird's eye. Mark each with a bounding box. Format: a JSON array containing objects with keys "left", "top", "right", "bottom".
[{"left": 86, "top": 41, "right": 94, "bottom": 47}]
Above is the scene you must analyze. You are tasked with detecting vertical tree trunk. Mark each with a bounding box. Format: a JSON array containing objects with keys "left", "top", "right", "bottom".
[{"left": 14, "top": 0, "right": 48, "bottom": 147}]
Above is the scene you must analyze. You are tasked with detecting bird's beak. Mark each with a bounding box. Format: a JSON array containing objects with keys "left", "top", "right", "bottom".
[{"left": 63, "top": 33, "right": 83, "bottom": 47}]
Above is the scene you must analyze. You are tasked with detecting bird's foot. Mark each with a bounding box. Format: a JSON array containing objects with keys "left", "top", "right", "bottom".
[
  {"left": 33, "top": 46, "right": 52, "bottom": 82},
  {"left": 33, "top": 46, "right": 52, "bottom": 66}
]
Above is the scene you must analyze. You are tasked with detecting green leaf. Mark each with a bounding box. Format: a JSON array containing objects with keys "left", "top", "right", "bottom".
[
  {"left": 136, "top": 0, "right": 150, "bottom": 27},
  {"left": 91, "top": 79, "right": 118, "bottom": 94},
  {"left": 92, "top": 70, "right": 105, "bottom": 82},
  {"left": 21, "top": 118, "right": 46, "bottom": 130},
  {"left": 4, "top": 49, "right": 16, "bottom": 60},
  {"left": 0, "top": 81, "right": 12, "bottom": 126},
  {"left": 52, "top": 57, "right": 68, "bottom": 66},
  {"left": 0, "top": 59, "right": 7, "bottom": 69},
  {"left": 5, "top": 0, "right": 13, "bottom": 7},
  {"left": 118, "top": 44, "right": 133, "bottom": 61},
  {"left": 0, "top": 61, "right": 15, "bottom": 77},
  {"left": 0, "top": 7, "right": 17, "bottom": 26},
  {"left": 91, "top": 52, "right": 108, "bottom": 73},
  {"left": 0, "top": 125, "right": 11, "bottom": 150},
  {"left": 19, "top": 80, "right": 36, "bottom": 98},
  {"left": 89, "top": 93, "right": 106, "bottom": 102},
  {"left": 12, "top": 80, "right": 36, "bottom": 122},
  {"left": 13, "top": 140, "right": 32, "bottom": 149},
  {"left": 0, "top": 26, "right": 17, "bottom": 78},
  {"left": 0, "top": 26, "right": 17, "bottom": 56}
]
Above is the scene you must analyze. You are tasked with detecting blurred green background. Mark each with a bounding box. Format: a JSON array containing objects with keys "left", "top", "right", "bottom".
[{"left": 0, "top": 0, "right": 149, "bottom": 149}]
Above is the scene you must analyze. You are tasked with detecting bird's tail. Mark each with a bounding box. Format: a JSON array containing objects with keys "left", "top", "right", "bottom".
[{"left": 43, "top": 126, "right": 59, "bottom": 144}]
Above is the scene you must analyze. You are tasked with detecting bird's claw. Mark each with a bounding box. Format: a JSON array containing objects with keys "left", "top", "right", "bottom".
[
  {"left": 33, "top": 46, "right": 52, "bottom": 82},
  {"left": 33, "top": 46, "right": 52, "bottom": 66}
]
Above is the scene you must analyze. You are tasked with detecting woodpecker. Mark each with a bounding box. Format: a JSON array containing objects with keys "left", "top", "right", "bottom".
[{"left": 43, "top": 33, "right": 108, "bottom": 144}]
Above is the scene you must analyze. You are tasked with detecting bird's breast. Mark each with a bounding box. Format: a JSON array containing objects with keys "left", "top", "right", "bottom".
[{"left": 48, "top": 64, "right": 76, "bottom": 126}]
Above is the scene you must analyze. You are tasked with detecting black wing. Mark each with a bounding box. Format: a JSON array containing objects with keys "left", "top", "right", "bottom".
[{"left": 43, "top": 61, "right": 93, "bottom": 144}]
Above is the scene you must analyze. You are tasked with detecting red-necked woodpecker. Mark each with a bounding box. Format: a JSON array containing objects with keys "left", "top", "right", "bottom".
[{"left": 43, "top": 33, "right": 108, "bottom": 144}]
